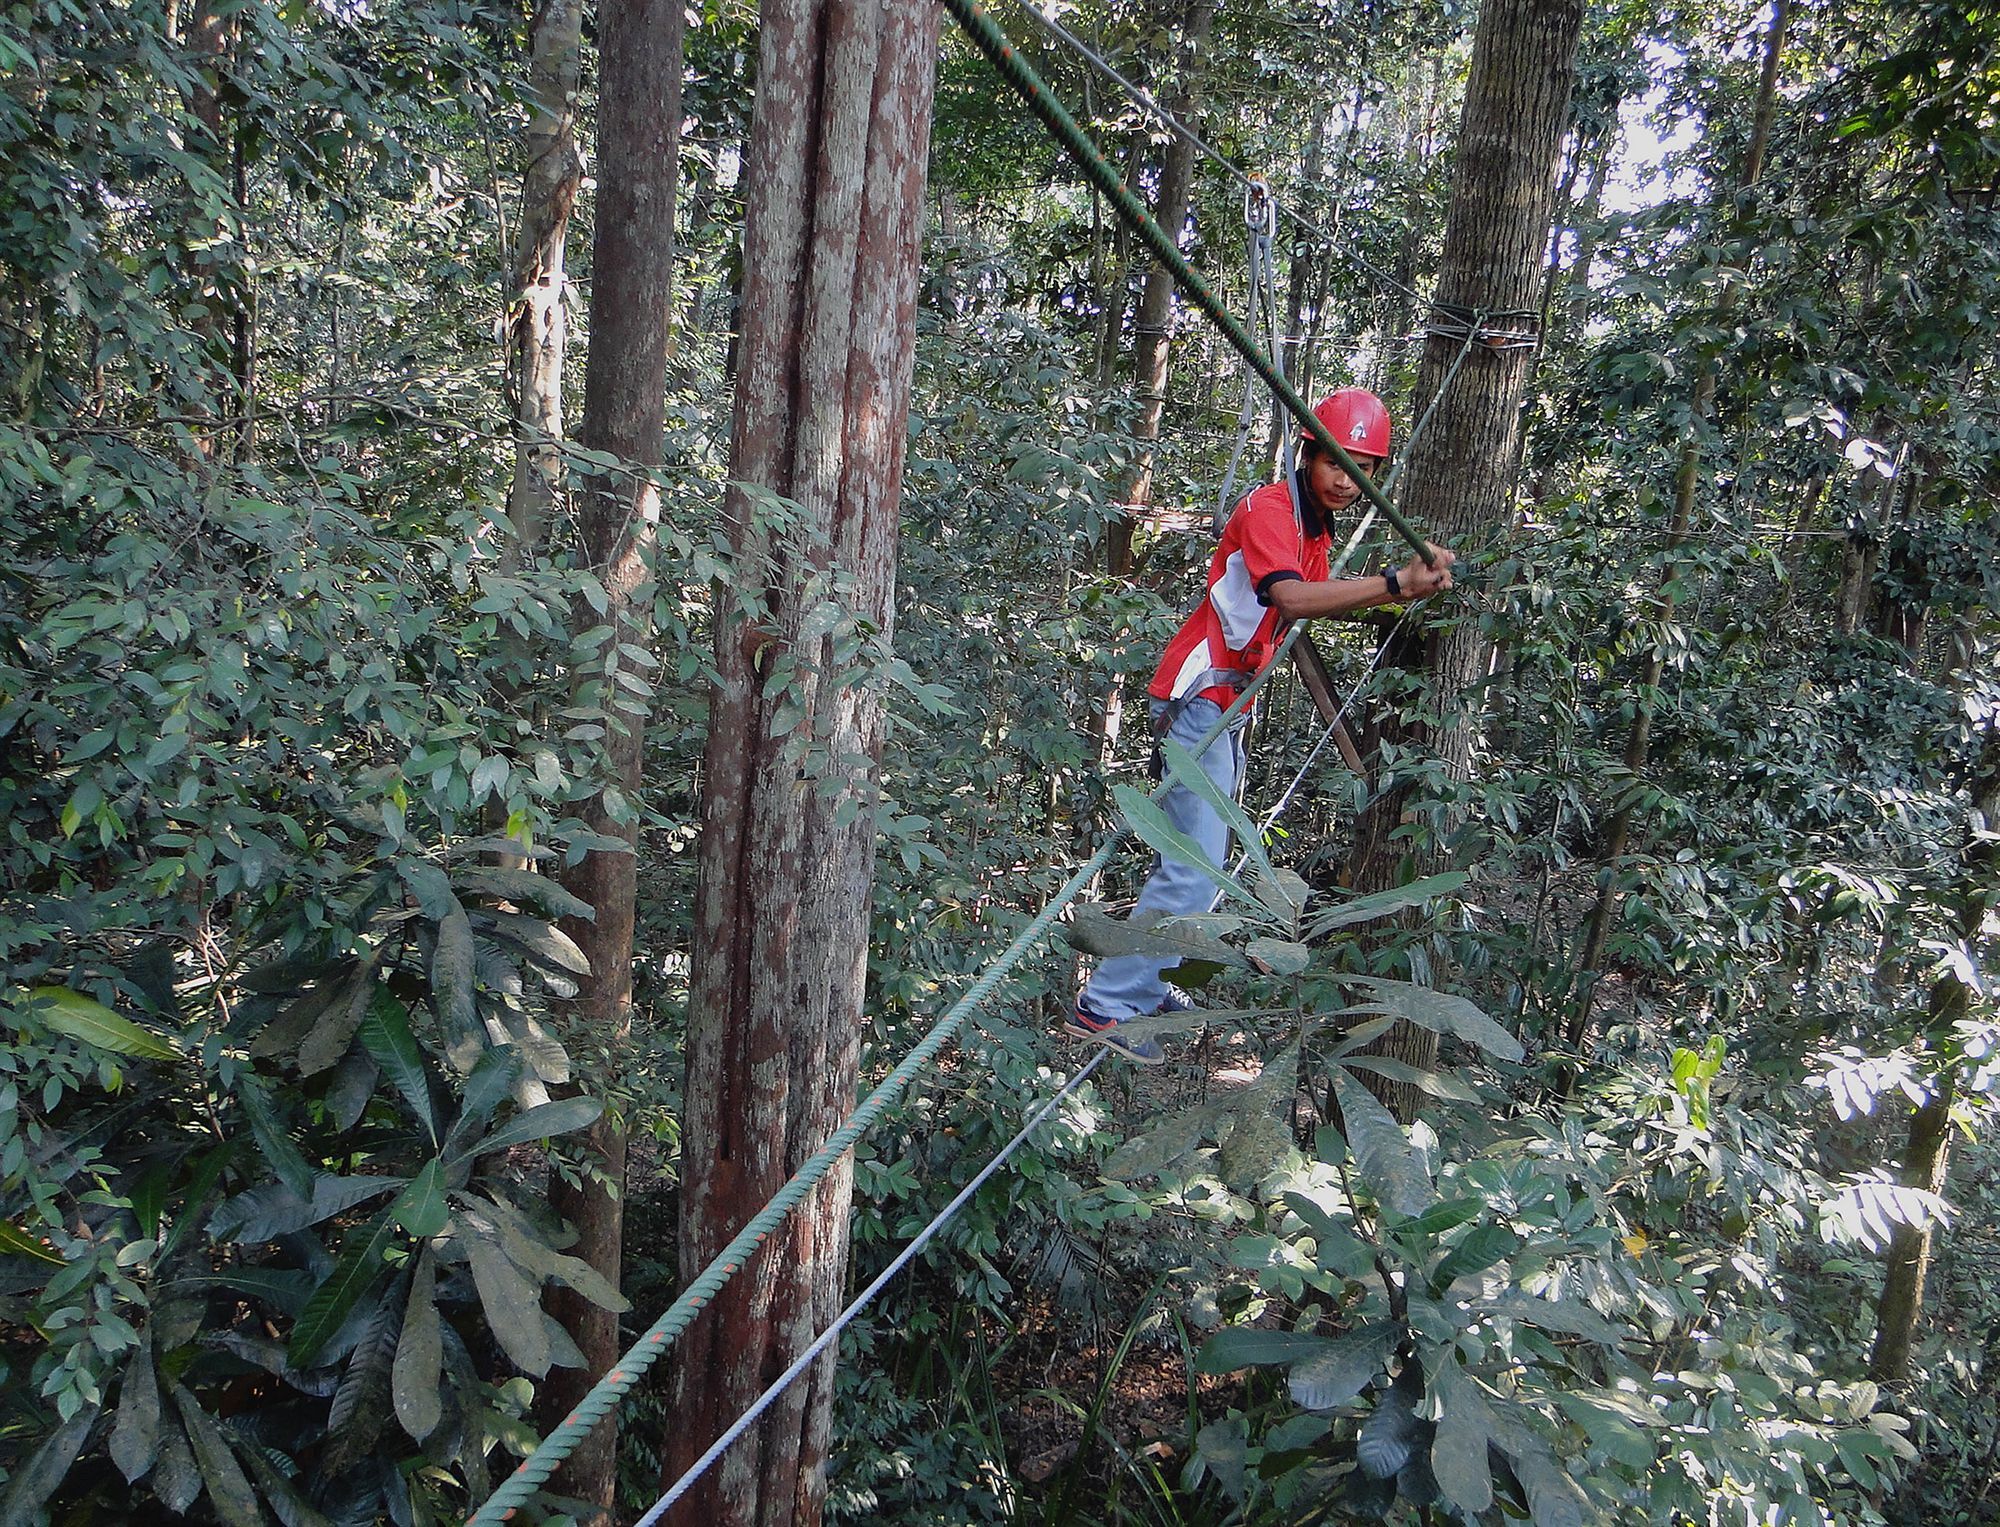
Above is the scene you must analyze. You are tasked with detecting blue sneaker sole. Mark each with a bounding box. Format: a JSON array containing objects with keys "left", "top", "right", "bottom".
[{"left": 1062, "top": 1017, "right": 1166, "bottom": 1065}]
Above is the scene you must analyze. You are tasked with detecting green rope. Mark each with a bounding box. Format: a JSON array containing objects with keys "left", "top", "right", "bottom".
[
  {"left": 950, "top": 0, "right": 1437, "bottom": 566},
  {"left": 464, "top": 652, "right": 1289, "bottom": 1524}
]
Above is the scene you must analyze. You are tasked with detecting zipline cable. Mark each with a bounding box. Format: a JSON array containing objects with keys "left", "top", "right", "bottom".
[
  {"left": 465, "top": 631, "right": 1294, "bottom": 1527},
  {"left": 1010, "top": 0, "right": 1435, "bottom": 312},
  {"left": 632, "top": 1048, "right": 1111, "bottom": 1526},
  {"left": 944, "top": 0, "right": 1437, "bottom": 566}
]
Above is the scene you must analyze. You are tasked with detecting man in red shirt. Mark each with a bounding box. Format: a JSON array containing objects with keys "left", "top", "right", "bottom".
[{"left": 1069, "top": 388, "right": 1456, "bottom": 1062}]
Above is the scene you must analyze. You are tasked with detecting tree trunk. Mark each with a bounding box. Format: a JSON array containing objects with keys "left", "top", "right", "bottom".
[
  {"left": 1870, "top": 720, "right": 1999, "bottom": 1380},
  {"left": 1344, "top": 0, "right": 1585, "bottom": 1118},
  {"left": 664, "top": 0, "right": 938, "bottom": 1521},
  {"left": 1105, "top": 0, "right": 1217, "bottom": 578},
  {"left": 530, "top": 0, "right": 684, "bottom": 1514},
  {"left": 1562, "top": 0, "right": 1790, "bottom": 1060},
  {"left": 505, "top": 0, "right": 585, "bottom": 562}
]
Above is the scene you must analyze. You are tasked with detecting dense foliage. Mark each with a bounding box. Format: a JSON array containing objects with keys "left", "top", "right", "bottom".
[{"left": 1, "top": 0, "right": 1996, "bottom": 1521}]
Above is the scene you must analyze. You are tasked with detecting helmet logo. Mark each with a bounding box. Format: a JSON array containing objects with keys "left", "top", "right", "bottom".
[{"left": 1350, "top": 421, "right": 1368, "bottom": 441}]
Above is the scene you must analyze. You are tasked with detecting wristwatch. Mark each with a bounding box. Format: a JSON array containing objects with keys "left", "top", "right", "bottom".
[{"left": 1384, "top": 567, "right": 1402, "bottom": 601}]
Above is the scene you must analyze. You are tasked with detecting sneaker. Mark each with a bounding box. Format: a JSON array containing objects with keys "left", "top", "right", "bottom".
[
  {"left": 1065, "top": 1002, "right": 1167, "bottom": 1065},
  {"left": 1154, "top": 986, "right": 1197, "bottom": 1016}
]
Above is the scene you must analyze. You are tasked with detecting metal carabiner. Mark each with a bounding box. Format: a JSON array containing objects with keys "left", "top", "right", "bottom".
[{"left": 1242, "top": 174, "right": 1278, "bottom": 239}]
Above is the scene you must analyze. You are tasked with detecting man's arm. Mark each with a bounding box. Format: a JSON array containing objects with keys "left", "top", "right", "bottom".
[{"left": 1265, "top": 543, "right": 1457, "bottom": 622}]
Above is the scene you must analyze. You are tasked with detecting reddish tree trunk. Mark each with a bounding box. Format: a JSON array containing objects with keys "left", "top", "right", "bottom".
[{"left": 665, "top": 0, "right": 938, "bottom": 1522}]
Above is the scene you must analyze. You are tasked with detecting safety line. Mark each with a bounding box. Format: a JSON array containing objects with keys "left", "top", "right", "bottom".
[
  {"left": 464, "top": 631, "right": 1289, "bottom": 1526},
  {"left": 632, "top": 1048, "right": 1111, "bottom": 1526},
  {"left": 944, "top": 0, "right": 1435, "bottom": 565},
  {"left": 1011, "top": 0, "right": 1436, "bottom": 312}
]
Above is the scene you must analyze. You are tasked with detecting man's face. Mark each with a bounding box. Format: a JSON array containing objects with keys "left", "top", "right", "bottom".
[{"left": 1305, "top": 445, "right": 1385, "bottom": 516}]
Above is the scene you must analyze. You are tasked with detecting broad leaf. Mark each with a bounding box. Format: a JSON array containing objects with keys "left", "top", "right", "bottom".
[
  {"left": 1478, "top": 1289, "right": 1625, "bottom": 1344},
  {"left": 445, "top": 1045, "right": 524, "bottom": 1158},
  {"left": 1194, "top": 1327, "right": 1331, "bottom": 1374},
  {"left": 1430, "top": 1363, "right": 1495, "bottom": 1513},
  {"left": 26, "top": 986, "right": 179, "bottom": 1061},
  {"left": 1279, "top": 1191, "right": 1375, "bottom": 1278},
  {"left": 290, "top": 1211, "right": 396, "bottom": 1368},
  {"left": 1338, "top": 977, "right": 1524, "bottom": 1063},
  {"left": 1331, "top": 1069, "right": 1435, "bottom": 1215},
  {"left": 449, "top": 1094, "right": 602, "bottom": 1168},
  {"left": 471, "top": 1193, "right": 628, "bottom": 1312},
  {"left": 152, "top": 1414, "right": 201, "bottom": 1513},
  {"left": 430, "top": 902, "right": 482, "bottom": 1070},
  {"left": 1246, "top": 937, "right": 1310, "bottom": 975},
  {"left": 169, "top": 1383, "right": 262, "bottom": 1527},
  {"left": 165, "top": 1267, "right": 313, "bottom": 1316},
  {"left": 358, "top": 989, "right": 436, "bottom": 1146},
  {"left": 396, "top": 858, "right": 458, "bottom": 920},
  {"left": 1286, "top": 1322, "right": 1396, "bottom": 1411},
  {"left": 463, "top": 1216, "right": 552, "bottom": 1375},
  {"left": 296, "top": 971, "right": 372, "bottom": 1077},
  {"left": 0, "top": 1219, "right": 62, "bottom": 1264},
  {"left": 236, "top": 1076, "right": 313, "bottom": 1198},
  {"left": 1161, "top": 738, "right": 1274, "bottom": 886},
  {"left": 208, "top": 1174, "right": 397, "bottom": 1243},
  {"left": 322, "top": 1284, "right": 400, "bottom": 1476},
  {"left": 393, "top": 1250, "right": 443, "bottom": 1441},
  {"left": 109, "top": 1339, "right": 160, "bottom": 1483},
  {"left": 1111, "top": 784, "right": 1260, "bottom": 910},
  {"left": 1357, "top": 1387, "right": 1418, "bottom": 1479},
  {"left": 1065, "top": 904, "right": 1250, "bottom": 969},
  {"left": 0, "top": 1401, "right": 99, "bottom": 1525},
  {"left": 454, "top": 867, "right": 594, "bottom": 922},
  {"left": 1306, "top": 873, "right": 1466, "bottom": 933},
  {"left": 1434, "top": 1222, "right": 1519, "bottom": 1289},
  {"left": 390, "top": 1160, "right": 448, "bottom": 1238},
  {"left": 486, "top": 1005, "right": 570, "bottom": 1085},
  {"left": 1339, "top": 1053, "right": 1482, "bottom": 1103},
  {"left": 476, "top": 909, "right": 591, "bottom": 975}
]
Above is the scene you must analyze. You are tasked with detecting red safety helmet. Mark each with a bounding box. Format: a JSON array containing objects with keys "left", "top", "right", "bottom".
[{"left": 1308, "top": 388, "right": 1392, "bottom": 459}]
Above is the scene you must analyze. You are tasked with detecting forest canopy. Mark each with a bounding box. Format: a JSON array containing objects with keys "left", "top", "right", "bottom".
[{"left": 0, "top": 0, "right": 1996, "bottom": 1522}]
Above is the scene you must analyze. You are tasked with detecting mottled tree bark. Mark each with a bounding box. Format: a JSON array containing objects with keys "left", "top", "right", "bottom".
[
  {"left": 505, "top": 0, "right": 585, "bottom": 561},
  {"left": 1105, "top": 0, "right": 1216, "bottom": 578},
  {"left": 1344, "top": 0, "right": 1584, "bottom": 1117},
  {"left": 531, "top": 0, "right": 684, "bottom": 1514},
  {"left": 664, "top": 0, "right": 938, "bottom": 1522}
]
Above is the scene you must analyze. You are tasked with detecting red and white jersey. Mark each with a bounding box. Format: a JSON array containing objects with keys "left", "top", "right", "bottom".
[{"left": 1149, "top": 478, "right": 1330, "bottom": 707}]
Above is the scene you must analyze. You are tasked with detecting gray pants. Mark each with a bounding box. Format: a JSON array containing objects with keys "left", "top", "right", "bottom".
[{"left": 1078, "top": 696, "right": 1244, "bottom": 1021}]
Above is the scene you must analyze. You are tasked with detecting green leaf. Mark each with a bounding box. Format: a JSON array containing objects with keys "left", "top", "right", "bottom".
[
  {"left": 447, "top": 1046, "right": 524, "bottom": 1157},
  {"left": 476, "top": 909, "right": 591, "bottom": 975},
  {"left": 1161, "top": 739, "right": 1274, "bottom": 885},
  {"left": 0, "top": 1219, "right": 63, "bottom": 1264},
  {"left": 1433, "top": 1222, "right": 1518, "bottom": 1289},
  {"left": 1065, "top": 904, "right": 1251, "bottom": 969},
  {"left": 357, "top": 988, "right": 436, "bottom": 1147},
  {"left": 1394, "top": 1198, "right": 1484, "bottom": 1238},
  {"left": 290, "top": 1211, "right": 396, "bottom": 1368},
  {"left": 1477, "top": 1289, "right": 1624, "bottom": 1344},
  {"left": 247, "top": 967, "right": 360, "bottom": 1059},
  {"left": 396, "top": 858, "right": 459, "bottom": 920},
  {"left": 1112, "top": 784, "right": 1259, "bottom": 910},
  {"left": 463, "top": 1215, "right": 552, "bottom": 1375},
  {"left": 1430, "top": 1363, "right": 1495, "bottom": 1513},
  {"left": 449, "top": 1094, "right": 602, "bottom": 1168},
  {"left": 1246, "top": 937, "right": 1310, "bottom": 975},
  {"left": 470, "top": 1193, "right": 628, "bottom": 1312},
  {"left": 109, "top": 1339, "right": 161, "bottom": 1483},
  {"left": 163, "top": 1267, "right": 314, "bottom": 1316},
  {"left": 1194, "top": 1327, "right": 1331, "bottom": 1374},
  {"left": 1331, "top": 1069, "right": 1434, "bottom": 1215},
  {"left": 296, "top": 970, "right": 373, "bottom": 1077},
  {"left": 168, "top": 1383, "right": 262, "bottom": 1527},
  {"left": 1339, "top": 1053, "right": 1482, "bottom": 1103},
  {"left": 453, "top": 867, "right": 594, "bottom": 922},
  {"left": 0, "top": 1400, "right": 100, "bottom": 1525},
  {"left": 1279, "top": 1191, "right": 1375, "bottom": 1278},
  {"left": 1286, "top": 1322, "right": 1396, "bottom": 1411},
  {"left": 1553, "top": 1393, "right": 1655, "bottom": 1471},
  {"left": 151, "top": 1414, "right": 201, "bottom": 1513},
  {"left": 393, "top": 1250, "right": 444, "bottom": 1441},
  {"left": 1306, "top": 873, "right": 1466, "bottom": 934},
  {"left": 208, "top": 1174, "right": 398, "bottom": 1243},
  {"left": 236, "top": 1076, "right": 313, "bottom": 1199},
  {"left": 1103, "top": 1096, "right": 1234, "bottom": 1181},
  {"left": 391, "top": 1160, "right": 449, "bottom": 1238},
  {"left": 235, "top": 1437, "right": 333, "bottom": 1527},
  {"left": 431, "top": 902, "right": 482, "bottom": 1070},
  {"left": 1338, "top": 978, "right": 1524, "bottom": 1063},
  {"left": 487, "top": 1005, "right": 570, "bottom": 1085},
  {"left": 24, "top": 986, "right": 179, "bottom": 1062}
]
